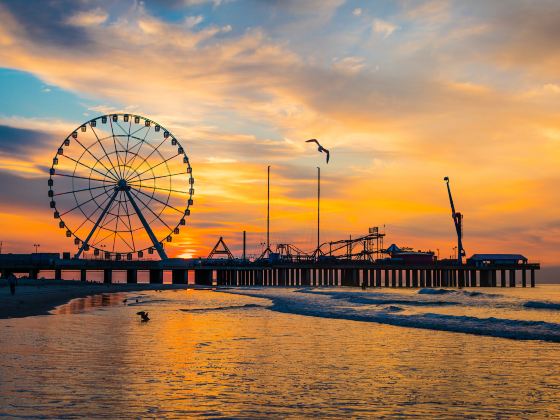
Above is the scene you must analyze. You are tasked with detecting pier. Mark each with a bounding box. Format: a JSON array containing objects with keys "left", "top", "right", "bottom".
[{"left": 0, "top": 254, "right": 539, "bottom": 288}]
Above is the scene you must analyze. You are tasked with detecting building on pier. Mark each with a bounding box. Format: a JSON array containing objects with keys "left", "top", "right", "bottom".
[{"left": 468, "top": 254, "right": 528, "bottom": 267}]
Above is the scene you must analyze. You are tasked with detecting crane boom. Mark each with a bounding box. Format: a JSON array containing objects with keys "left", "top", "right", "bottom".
[
  {"left": 443, "top": 176, "right": 465, "bottom": 264},
  {"left": 445, "top": 178, "right": 457, "bottom": 215}
]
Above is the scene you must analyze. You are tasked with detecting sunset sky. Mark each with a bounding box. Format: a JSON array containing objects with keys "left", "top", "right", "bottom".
[{"left": 0, "top": 1, "right": 559, "bottom": 271}]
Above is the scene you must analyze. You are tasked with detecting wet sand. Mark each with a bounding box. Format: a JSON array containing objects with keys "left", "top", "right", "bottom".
[{"left": 0, "top": 278, "right": 189, "bottom": 319}]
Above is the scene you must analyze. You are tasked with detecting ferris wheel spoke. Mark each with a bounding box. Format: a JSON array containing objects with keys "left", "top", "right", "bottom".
[
  {"left": 75, "top": 188, "right": 119, "bottom": 259},
  {"left": 125, "top": 136, "right": 166, "bottom": 180},
  {"left": 53, "top": 172, "right": 114, "bottom": 184},
  {"left": 130, "top": 186, "right": 184, "bottom": 214},
  {"left": 125, "top": 188, "right": 168, "bottom": 259},
  {"left": 61, "top": 187, "right": 112, "bottom": 218},
  {"left": 122, "top": 119, "right": 133, "bottom": 175},
  {"left": 91, "top": 224, "right": 117, "bottom": 248},
  {"left": 113, "top": 206, "right": 135, "bottom": 252},
  {"left": 54, "top": 184, "right": 111, "bottom": 197},
  {"left": 113, "top": 135, "right": 131, "bottom": 171},
  {"left": 122, "top": 144, "right": 146, "bottom": 180},
  {"left": 112, "top": 194, "right": 135, "bottom": 253},
  {"left": 109, "top": 119, "right": 125, "bottom": 179},
  {"left": 112, "top": 195, "right": 123, "bottom": 253},
  {"left": 128, "top": 188, "right": 172, "bottom": 231},
  {"left": 72, "top": 191, "right": 114, "bottom": 236},
  {"left": 122, "top": 197, "right": 137, "bottom": 252},
  {"left": 131, "top": 171, "right": 190, "bottom": 184},
  {"left": 88, "top": 193, "right": 120, "bottom": 233},
  {"left": 63, "top": 155, "right": 119, "bottom": 183},
  {"left": 122, "top": 140, "right": 144, "bottom": 179},
  {"left": 127, "top": 153, "right": 180, "bottom": 183},
  {"left": 72, "top": 136, "right": 120, "bottom": 182},
  {"left": 113, "top": 120, "right": 129, "bottom": 136},
  {"left": 89, "top": 124, "right": 123, "bottom": 180},
  {"left": 122, "top": 128, "right": 153, "bottom": 180},
  {"left": 90, "top": 208, "right": 121, "bottom": 247},
  {"left": 115, "top": 120, "right": 139, "bottom": 179},
  {"left": 115, "top": 230, "right": 134, "bottom": 252},
  {"left": 120, "top": 142, "right": 142, "bottom": 180},
  {"left": 130, "top": 124, "right": 148, "bottom": 137},
  {"left": 128, "top": 182, "right": 188, "bottom": 195}
]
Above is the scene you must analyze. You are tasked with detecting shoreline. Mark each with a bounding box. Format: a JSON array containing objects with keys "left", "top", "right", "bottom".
[{"left": 0, "top": 278, "right": 189, "bottom": 320}]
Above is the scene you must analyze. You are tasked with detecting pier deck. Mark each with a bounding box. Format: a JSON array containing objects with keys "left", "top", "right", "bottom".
[{"left": 0, "top": 255, "right": 540, "bottom": 288}]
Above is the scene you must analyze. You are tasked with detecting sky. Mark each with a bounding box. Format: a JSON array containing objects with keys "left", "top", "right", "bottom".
[{"left": 0, "top": 0, "right": 559, "bottom": 274}]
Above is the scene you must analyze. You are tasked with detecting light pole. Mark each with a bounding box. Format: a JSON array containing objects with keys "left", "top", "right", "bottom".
[
  {"left": 258, "top": 166, "right": 273, "bottom": 260},
  {"left": 267, "top": 165, "right": 270, "bottom": 252},
  {"left": 436, "top": 248, "right": 440, "bottom": 260},
  {"left": 317, "top": 166, "right": 320, "bottom": 255},
  {"left": 312, "top": 166, "right": 324, "bottom": 259},
  {"left": 33, "top": 243, "right": 40, "bottom": 254}
]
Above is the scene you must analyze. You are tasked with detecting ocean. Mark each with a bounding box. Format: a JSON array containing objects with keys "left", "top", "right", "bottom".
[{"left": 1, "top": 286, "right": 559, "bottom": 418}]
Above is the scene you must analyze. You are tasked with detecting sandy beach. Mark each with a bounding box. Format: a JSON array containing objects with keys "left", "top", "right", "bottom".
[{"left": 0, "top": 278, "right": 189, "bottom": 319}]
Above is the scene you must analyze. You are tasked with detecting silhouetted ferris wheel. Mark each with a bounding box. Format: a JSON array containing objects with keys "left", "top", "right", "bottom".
[{"left": 48, "top": 114, "right": 194, "bottom": 260}]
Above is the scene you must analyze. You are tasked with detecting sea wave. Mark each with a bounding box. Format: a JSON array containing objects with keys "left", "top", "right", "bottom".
[
  {"left": 223, "top": 289, "right": 560, "bottom": 343},
  {"left": 523, "top": 301, "right": 560, "bottom": 310},
  {"left": 180, "top": 303, "right": 266, "bottom": 313},
  {"left": 383, "top": 305, "right": 404, "bottom": 312},
  {"left": 418, "top": 288, "right": 501, "bottom": 298},
  {"left": 417, "top": 288, "right": 453, "bottom": 295},
  {"left": 303, "top": 290, "right": 459, "bottom": 306}
]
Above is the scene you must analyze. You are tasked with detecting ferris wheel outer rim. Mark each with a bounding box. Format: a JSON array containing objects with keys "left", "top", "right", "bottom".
[{"left": 47, "top": 113, "right": 194, "bottom": 257}]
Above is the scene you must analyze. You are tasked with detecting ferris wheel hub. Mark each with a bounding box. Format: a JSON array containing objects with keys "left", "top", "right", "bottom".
[{"left": 116, "top": 179, "right": 128, "bottom": 190}]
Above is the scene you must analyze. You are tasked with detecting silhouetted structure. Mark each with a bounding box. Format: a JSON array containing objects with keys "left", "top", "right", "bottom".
[
  {"left": 258, "top": 165, "right": 273, "bottom": 260},
  {"left": 444, "top": 177, "right": 465, "bottom": 264},
  {"left": 48, "top": 113, "right": 194, "bottom": 261},
  {"left": 207, "top": 237, "right": 234, "bottom": 259},
  {"left": 0, "top": 253, "right": 539, "bottom": 288}
]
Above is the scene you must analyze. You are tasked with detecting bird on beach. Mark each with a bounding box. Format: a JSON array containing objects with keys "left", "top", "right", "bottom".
[
  {"left": 306, "top": 139, "right": 330, "bottom": 163},
  {"left": 136, "top": 311, "right": 150, "bottom": 322}
]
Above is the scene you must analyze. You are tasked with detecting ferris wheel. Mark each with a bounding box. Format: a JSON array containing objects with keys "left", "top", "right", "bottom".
[{"left": 48, "top": 113, "right": 194, "bottom": 260}]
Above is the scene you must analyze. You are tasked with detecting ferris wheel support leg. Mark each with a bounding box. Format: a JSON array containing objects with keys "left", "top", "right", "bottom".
[
  {"left": 74, "top": 189, "right": 119, "bottom": 259},
  {"left": 125, "top": 189, "right": 168, "bottom": 260}
]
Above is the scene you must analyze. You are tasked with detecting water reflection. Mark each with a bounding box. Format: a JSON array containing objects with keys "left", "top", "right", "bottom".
[
  {"left": 0, "top": 289, "right": 558, "bottom": 418},
  {"left": 53, "top": 293, "right": 127, "bottom": 315}
]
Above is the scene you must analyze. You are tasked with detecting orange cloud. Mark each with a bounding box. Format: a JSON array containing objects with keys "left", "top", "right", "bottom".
[{"left": 1, "top": 1, "right": 560, "bottom": 268}]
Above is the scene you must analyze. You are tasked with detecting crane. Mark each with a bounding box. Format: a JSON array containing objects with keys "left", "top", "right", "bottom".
[{"left": 444, "top": 176, "right": 465, "bottom": 264}]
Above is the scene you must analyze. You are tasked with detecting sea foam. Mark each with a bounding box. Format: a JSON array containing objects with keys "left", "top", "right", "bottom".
[{"left": 224, "top": 288, "right": 560, "bottom": 343}]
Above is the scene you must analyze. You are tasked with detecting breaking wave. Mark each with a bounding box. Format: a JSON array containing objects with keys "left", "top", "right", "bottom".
[
  {"left": 523, "top": 301, "right": 560, "bottom": 310},
  {"left": 418, "top": 288, "right": 501, "bottom": 298},
  {"left": 223, "top": 289, "right": 560, "bottom": 343},
  {"left": 417, "top": 288, "right": 453, "bottom": 295},
  {"left": 180, "top": 303, "right": 266, "bottom": 313}
]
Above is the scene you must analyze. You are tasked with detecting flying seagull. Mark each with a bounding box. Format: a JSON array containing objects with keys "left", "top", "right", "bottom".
[
  {"left": 136, "top": 311, "right": 150, "bottom": 322},
  {"left": 306, "top": 139, "right": 330, "bottom": 163}
]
